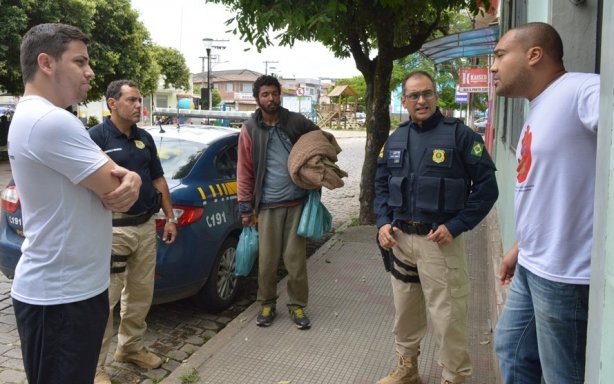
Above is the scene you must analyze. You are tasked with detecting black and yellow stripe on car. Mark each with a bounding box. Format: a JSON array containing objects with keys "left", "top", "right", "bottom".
[{"left": 198, "top": 181, "right": 238, "bottom": 203}]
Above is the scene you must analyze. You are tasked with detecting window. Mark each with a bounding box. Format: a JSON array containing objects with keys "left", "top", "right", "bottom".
[
  {"left": 155, "top": 95, "right": 168, "bottom": 108},
  {"left": 216, "top": 145, "right": 238, "bottom": 180},
  {"left": 225, "top": 83, "right": 234, "bottom": 92},
  {"left": 500, "top": 0, "right": 527, "bottom": 151},
  {"left": 242, "top": 83, "right": 253, "bottom": 93}
]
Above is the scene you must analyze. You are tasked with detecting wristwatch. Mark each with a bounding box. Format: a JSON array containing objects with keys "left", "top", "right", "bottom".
[{"left": 166, "top": 217, "right": 178, "bottom": 224}]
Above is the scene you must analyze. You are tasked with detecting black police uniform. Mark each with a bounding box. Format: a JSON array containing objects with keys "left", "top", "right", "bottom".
[{"left": 89, "top": 117, "right": 163, "bottom": 222}]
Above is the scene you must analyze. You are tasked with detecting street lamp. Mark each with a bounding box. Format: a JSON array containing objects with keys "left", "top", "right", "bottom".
[{"left": 202, "top": 38, "right": 227, "bottom": 112}]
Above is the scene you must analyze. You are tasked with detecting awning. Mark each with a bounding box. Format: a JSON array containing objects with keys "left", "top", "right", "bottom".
[{"left": 420, "top": 25, "right": 499, "bottom": 64}]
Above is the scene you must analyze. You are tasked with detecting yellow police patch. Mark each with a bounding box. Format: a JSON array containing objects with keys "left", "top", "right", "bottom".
[
  {"left": 432, "top": 149, "right": 445, "bottom": 164},
  {"left": 134, "top": 140, "right": 145, "bottom": 149},
  {"left": 378, "top": 146, "right": 385, "bottom": 158}
]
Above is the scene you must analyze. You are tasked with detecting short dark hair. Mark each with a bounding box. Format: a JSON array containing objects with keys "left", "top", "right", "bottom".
[
  {"left": 253, "top": 75, "right": 281, "bottom": 99},
  {"left": 105, "top": 79, "right": 139, "bottom": 109},
  {"left": 20, "top": 23, "right": 90, "bottom": 84},
  {"left": 515, "top": 22, "right": 564, "bottom": 64},
  {"left": 401, "top": 70, "right": 437, "bottom": 95}
]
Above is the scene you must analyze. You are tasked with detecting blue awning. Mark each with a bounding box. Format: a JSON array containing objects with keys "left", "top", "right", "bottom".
[{"left": 420, "top": 25, "right": 500, "bottom": 64}]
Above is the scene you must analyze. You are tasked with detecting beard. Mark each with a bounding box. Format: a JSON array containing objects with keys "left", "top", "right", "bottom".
[{"left": 257, "top": 99, "right": 280, "bottom": 115}]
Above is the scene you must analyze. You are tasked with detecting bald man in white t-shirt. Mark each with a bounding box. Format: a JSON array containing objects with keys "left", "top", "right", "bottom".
[{"left": 491, "top": 22, "right": 598, "bottom": 384}]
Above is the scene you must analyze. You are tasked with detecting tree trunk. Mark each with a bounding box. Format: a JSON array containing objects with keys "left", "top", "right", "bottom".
[{"left": 358, "top": 59, "right": 394, "bottom": 225}]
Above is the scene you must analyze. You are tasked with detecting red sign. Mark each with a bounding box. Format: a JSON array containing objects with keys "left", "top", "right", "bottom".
[{"left": 459, "top": 68, "right": 489, "bottom": 93}]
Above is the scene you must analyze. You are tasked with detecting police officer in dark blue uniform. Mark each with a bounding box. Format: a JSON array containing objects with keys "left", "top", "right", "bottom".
[
  {"left": 89, "top": 80, "right": 177, "bottom": 384},
  {"left": 374, "top": 71, "right": 498, "bottom": 384}
]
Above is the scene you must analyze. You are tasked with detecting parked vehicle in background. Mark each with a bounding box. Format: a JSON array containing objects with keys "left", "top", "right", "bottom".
[
  {"left": 473, "top": 117, "right": 487, "bottom": 134},
  {"left": 0, "top": 124, "right": 243, "bottom": 312},
  {"left": 355, "top": 112, "right": 366, "bottom": 125}
]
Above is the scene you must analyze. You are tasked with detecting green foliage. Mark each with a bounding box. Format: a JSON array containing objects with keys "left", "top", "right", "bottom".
[
  {"left": 180, "top": 368, "right": 201, "bottom": 384},
  {"left": 212, "top": 88, "right": 222, "bottom": 107},
  {"left": 207, "top": 0, "right": 489, "bottom": 224},
  {"left": 152, "top": 45, "right": 191, "bottom": 91},
  {"left": 86, "top": 115, "right": 100, "bottom": 128},
  {"left": 0, "top": 0, "right": 191, "bottom": 101},
  {"left": 334, "top": 76, "right": 366, "bottom": 107}
]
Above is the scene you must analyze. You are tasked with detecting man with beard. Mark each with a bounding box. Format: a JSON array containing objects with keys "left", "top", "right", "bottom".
[
  {"left": 237, "top": 75, "right": 320, "bottom": 329},
  {"left": 89, "top": 80, "right": 177, "bottom": 383}
]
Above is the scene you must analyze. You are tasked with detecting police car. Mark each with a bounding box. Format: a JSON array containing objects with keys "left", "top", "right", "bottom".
[{"left": 0, "top": 121, "right": 245, "bottom": 312}]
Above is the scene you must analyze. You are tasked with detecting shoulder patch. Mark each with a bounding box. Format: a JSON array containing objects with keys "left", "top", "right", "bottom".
[
  {"left": 378, "top": 146, "right": 385, "bottom": 158},
  {"left": 470, "top": 141, "right": 484, "bottom": 157}
]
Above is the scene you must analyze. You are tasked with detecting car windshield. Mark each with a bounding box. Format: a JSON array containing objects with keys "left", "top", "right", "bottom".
[{"left": 154, "top": 137, "right": 208, "bottom": 179}]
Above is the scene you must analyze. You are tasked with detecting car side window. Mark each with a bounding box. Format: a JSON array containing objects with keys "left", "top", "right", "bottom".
[{"left": 216, "top": 145, "right": 238, "bottom": 180}]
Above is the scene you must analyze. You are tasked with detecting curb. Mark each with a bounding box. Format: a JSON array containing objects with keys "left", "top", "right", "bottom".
[{"left": 160, "top": 220, "right": 353, "bottom": 383}]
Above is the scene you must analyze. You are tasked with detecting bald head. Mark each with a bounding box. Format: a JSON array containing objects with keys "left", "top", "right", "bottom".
[{"left": 513, "top": 22, "right": 564, "bottom": 66}]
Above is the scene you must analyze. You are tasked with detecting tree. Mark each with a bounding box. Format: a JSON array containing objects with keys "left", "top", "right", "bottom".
[
  {"left": 151, "top": 45, "right": 191, "bottom": 92},
  {"left": 209, "top": 0, "right": 487, "bottom": 224},
  {"left": 0, "top": 0, "right": 190, "bottom": 101}
]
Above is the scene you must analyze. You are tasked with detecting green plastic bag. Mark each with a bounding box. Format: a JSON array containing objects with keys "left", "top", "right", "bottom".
[
  {"left": 235, "top": 225, "right": 258, "bottom": 277},
  {"left": 297, "top": 190, "right": 332, "bottom": 240}
]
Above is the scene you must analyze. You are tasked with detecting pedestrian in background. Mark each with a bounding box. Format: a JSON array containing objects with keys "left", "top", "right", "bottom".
[
  {"left": 492, "top": 22, "right": 599, "bottom": 384},
  {"left": 237, "top": 75, "right": 320, "bottom": 329},
  {"left": 374, "top": 70, "right": 498, "bottom": 384},
  {"left": 8, "top": 23, "right": 141, "bottom": 383},
  {"left": 89, "top": 80, "right": 177, "bottom": 384}
]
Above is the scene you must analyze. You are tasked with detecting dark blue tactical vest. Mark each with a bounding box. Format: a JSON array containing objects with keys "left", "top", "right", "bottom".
[{"left": 385, "top": 117, "right": 469, "bottom": 224}]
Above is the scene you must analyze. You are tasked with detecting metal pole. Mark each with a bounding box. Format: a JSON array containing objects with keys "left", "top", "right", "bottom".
[{"left": 207, "top": 47, "right": 212, "bottom": 112}]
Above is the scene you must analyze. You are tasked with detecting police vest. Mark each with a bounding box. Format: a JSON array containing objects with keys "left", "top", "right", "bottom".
[{"left": 385, "top": 118, "right": 469, "bottom": 224}]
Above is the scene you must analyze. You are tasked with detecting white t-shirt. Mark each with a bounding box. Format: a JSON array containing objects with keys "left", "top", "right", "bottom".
[
  {"left": 8, "top": 96, "right": 111, "bottom": 305},
  {"left": 515, "top": 72, "right": 599, "bottom": 284}
]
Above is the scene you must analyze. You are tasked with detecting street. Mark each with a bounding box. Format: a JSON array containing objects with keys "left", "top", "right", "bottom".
[{"left": 0, "top": 129, "right": 367, "bottom": 383}]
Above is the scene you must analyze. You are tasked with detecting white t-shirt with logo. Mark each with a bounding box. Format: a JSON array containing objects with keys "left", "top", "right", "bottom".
[
  {"left": 514, "top": 72, "right": 599, "bottom": 284},
  {"left": 8, "top": 96, "right": 111, "bottom": 305}
]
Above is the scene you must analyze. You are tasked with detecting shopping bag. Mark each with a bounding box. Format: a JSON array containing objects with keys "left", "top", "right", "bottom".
[
  {"left": 297, "top": 190, "right": 332, "bottom": 240},
  {"left": 235, "top": 225, "right": 258, "bottom": 277}
]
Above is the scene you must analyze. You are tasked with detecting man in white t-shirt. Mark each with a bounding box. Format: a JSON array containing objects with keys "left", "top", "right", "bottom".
[
  {"left": 8, "top": 23, "right": 142, "bottom": 383},
  {"left": 491, "top": 22, "right": 599, "bottom": 384}
]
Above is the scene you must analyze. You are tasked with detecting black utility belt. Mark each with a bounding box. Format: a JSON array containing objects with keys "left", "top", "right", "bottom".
[
  {"left": 393, "top": 220, "right": 433, "bottom": 236},
  {"left": 112, "top": 213, "right": 153, "bottom": 227}
]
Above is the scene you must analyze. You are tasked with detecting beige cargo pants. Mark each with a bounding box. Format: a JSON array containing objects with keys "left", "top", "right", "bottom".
[
  {"left": 97, "top": 216, "right": 157, "bottom": 366},
  {"left": 391, "top": 232, "right": 471, "bottom": 383}
]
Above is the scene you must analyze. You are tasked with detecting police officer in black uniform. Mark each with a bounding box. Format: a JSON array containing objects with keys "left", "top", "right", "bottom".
[
  {"left": 374, "top": 71, "right": 498, "bottom": 384},
  {"left": 89, "top": 80, "right": 177, "bottom": 384}
]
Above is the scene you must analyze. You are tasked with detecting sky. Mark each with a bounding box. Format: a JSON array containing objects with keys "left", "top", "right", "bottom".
[{"left": 130, "top": 0, "right": 362, "bottom": 80}]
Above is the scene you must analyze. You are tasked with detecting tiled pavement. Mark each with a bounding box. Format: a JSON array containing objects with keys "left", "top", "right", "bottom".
[{"left": 162, "top": 223, "right": 499, "bottom": 384}]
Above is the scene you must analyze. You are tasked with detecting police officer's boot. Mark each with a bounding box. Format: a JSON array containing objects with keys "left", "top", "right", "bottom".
[{"left": 376, "top": 353, "right": 421, "bottom": 384}]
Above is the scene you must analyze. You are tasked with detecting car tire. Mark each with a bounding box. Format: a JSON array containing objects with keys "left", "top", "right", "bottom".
[{"left": 194, "top": 237, "right": 239, "bottom": 312}]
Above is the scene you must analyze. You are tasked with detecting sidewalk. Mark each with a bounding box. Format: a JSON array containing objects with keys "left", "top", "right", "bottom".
[{"left": 162, "top": 223, "right": 498, "bottom": 384}]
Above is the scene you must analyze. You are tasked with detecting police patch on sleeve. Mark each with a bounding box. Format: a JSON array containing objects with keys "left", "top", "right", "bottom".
[{"left": 470, "top": 141, "right": 484, "bottom": 157}]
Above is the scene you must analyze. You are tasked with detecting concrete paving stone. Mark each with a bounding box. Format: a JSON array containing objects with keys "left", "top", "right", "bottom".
[
  {"left": 167, "top": 349, "right": 188, "bottom": 361},
  {"left": 3, "top": 347, "right": 21, "bottom": 359},
  {"left": 0, "top": 358, "right": 26, "bottom": 371},
  {"left": 200, "top": 319, "right": 221, "bottom": 330},
  {"left": 202, "top": 329, "right": 217, "bottom": 340},
  {"left": 0, "top": 369, "right": 26, "bottom": 384},
  {"left": 180, "top": 343, "right": 200, "bottom": 356},
  {"left": 185, "top": 335, "right": 205, "bottom": 345}
]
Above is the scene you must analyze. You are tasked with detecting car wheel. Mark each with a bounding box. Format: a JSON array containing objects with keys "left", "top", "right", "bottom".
[{"left": 194, "top": 237, "right": 239, "bottom": 312}]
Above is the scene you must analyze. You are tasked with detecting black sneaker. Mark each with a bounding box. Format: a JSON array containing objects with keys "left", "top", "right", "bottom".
[
  {"left": 289, "top": 307, "right": 311, "bottom": 329},
  {"left": 256, "top": 306, "right": 276, "bottom": 327}
]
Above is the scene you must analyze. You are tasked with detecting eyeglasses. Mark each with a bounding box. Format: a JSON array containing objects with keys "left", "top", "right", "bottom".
[{"left": 403, "top": 90, "right": 436, "bottom": 101}]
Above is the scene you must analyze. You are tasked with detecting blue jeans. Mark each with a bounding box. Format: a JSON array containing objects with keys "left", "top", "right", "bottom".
[{"left": 495, "top": 265, "right": 589, "bottom": 384}]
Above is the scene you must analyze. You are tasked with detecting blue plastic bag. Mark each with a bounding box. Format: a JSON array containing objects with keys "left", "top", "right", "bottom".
[
  {"left": 297, "top": 190, "right": 332, "bottom": 240},
  {"left": 235, "top": 225, "right": 258, "bottom": 277}
]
